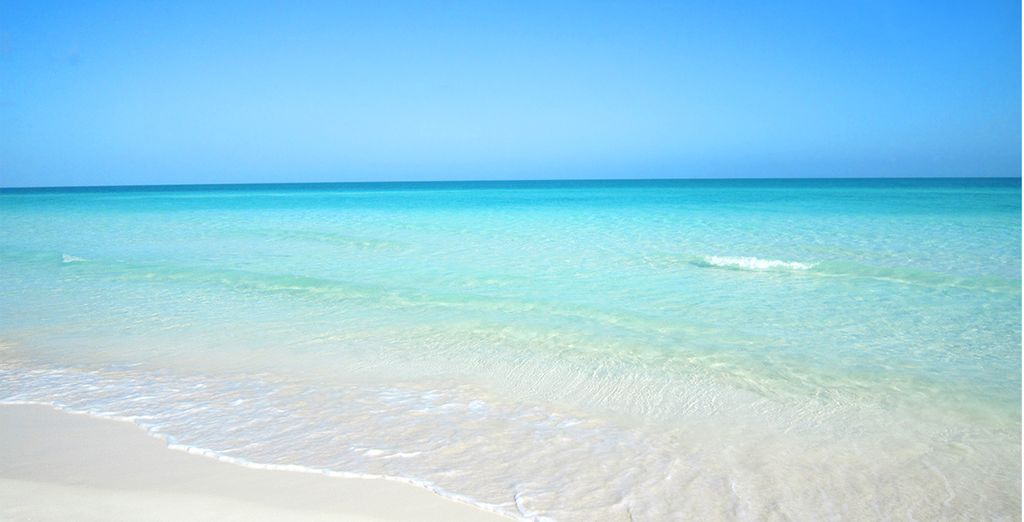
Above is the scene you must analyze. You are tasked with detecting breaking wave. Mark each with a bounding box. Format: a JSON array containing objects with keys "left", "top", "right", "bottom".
[{"left": 696, "top": 256, "right": 814, "bottom": 271}]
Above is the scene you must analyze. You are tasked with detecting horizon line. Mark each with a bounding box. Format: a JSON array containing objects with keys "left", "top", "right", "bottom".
[{"left": 2, "top": 175, "right": 1021, "bottom": 191}]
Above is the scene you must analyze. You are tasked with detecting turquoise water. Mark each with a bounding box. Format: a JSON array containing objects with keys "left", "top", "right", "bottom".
[{"left": 0, "top": 179, "right": 1020, "bottom": 520}]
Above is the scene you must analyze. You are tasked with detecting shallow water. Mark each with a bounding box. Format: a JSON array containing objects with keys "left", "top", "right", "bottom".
[{"left": 1, "top": 179, "right": 1020, "bottom": 520}]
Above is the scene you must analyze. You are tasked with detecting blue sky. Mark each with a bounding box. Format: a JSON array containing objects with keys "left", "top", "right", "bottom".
[{"left": 0, "top": 1, "right": 1020, "bottom": 187}]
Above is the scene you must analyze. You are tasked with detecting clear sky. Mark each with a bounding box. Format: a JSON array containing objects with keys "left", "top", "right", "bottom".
[{"left": 0, "top": 1, "right": 1020, "bottom": 187}]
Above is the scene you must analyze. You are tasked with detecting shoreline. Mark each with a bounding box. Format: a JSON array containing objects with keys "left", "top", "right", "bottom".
[{"left": 0, "top": 404, "right": 511, "bottom": 521}]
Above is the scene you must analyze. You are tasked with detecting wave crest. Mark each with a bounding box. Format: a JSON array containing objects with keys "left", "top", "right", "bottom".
[{"left": 698, "top": 256, "right": 814, "bottom": 271}]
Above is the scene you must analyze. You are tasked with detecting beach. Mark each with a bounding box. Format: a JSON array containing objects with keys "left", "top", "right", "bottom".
[
  {"left": 3, "top": 0, "right": 1020, "bottom": 517},
  {"left": 0, "top": 179, "right": 1020, "bottom": 520},
  {"left": 0, "top": 404, "right": 507, "bottom": 521}
]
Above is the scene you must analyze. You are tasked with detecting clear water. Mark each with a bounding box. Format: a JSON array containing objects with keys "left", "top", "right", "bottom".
[{"left": 1, "top": 179, "right": 1020, "bottom": 520}]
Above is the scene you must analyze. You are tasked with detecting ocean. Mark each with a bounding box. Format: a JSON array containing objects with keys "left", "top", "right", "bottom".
[{"left": 0, "top": 178, "right": 1020, "bottom": 520}]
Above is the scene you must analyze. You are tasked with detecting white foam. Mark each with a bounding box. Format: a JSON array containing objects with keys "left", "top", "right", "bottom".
[
  {"left": 0, "top": 362, "right": 1013, "bottom": 521},
  {"left": 0, "top": 399, "right": 524, "bottom": 521},
  {"left": 701, "top": 256, "right": 813, "bottom": 271},
  {"left": 61, "top": 254, "right": 86, "bottom": 264}
]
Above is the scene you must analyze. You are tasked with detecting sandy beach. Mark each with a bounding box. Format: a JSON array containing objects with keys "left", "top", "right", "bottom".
[{"left": 0, "top": 404, "right": 508, "bottom": 521}]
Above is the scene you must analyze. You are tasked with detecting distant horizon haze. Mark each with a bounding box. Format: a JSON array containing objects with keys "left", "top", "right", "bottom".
[{"left": 2, "top": 175, "right": 1021, "bottom": 191}]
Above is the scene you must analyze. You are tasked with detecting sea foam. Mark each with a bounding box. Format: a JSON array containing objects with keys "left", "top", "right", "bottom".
[{"left": 700, "top": 256, "right": 814, "bottom": 271}]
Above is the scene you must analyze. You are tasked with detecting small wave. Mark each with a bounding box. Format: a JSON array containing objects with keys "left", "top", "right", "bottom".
[
  {"left": 0, "top": 399, "right": 522, "bottom": 521},
  {"left": 697, "top": 256, "right": 814, "bottom": 271},
  {"left": 61, "top": 254, "right": 86, "bottom": 264},
  {"left": 693, "top": 256, "right": 1018, "bottom": 292}
]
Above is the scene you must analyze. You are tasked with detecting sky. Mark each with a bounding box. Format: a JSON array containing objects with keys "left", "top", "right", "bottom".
[{"left": 0, "top": 1, "right": 1020, "bottom": 187}]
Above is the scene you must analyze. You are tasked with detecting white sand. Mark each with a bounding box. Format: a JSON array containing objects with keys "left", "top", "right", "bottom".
[{"left": 0, "top": 404, "right": 510, "bottom": 521}]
